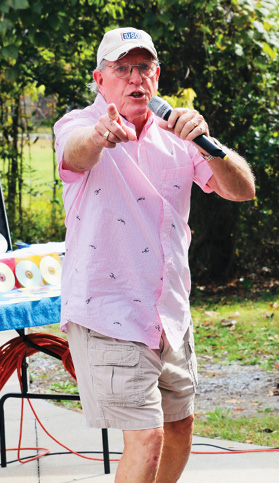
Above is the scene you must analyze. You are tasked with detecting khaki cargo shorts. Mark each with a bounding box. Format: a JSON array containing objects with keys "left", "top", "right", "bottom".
[{"left": 67, "top": 321, "right": 198, "bottom": 430}]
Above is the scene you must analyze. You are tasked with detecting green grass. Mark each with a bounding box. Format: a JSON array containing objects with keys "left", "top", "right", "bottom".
[
  {"left": 1, "top": 136, "right": 56, "bottom": 186},
  {"left": 191, "top": 293, "right": 279, "bottom": 371},
  {"left": 0, "top": 136, "right": 59, "bottom": 206},
  {"left": 191, "top": 292, "right": 279, "bottom": 447},
  {"left": 22, "top": 138, "right": 59, "bottom": 202},
  {"left": 25, "top": 138, "right": 55, "bottom": 182},
  {"left": 48, "top": 380, "right": 82, "bottom": 411},
  {"left": 194, "top": 408, "right": 279, "bottom": 447}
]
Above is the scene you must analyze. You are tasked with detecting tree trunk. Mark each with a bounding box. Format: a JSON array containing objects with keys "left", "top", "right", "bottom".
[{"left": 7, "top": 95, "right": 20, "bottom": 232}]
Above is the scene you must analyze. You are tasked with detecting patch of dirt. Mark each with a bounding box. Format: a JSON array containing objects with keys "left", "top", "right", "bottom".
[
  {"left": 28, "top": 353, "right": 279, "bottom": 418},
  {"left": 195, "top": 356, "right": 279, "bottom": 417}
]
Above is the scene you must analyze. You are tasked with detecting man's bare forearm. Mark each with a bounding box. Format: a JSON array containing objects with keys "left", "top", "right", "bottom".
[
  {"left": 63, "top": 126, "right": 103, "bottom": 172},
  {"left": 206, "top": 148, "right": 255, "bottom": 201},
  {"left": 62, "top": 104, "right": 137, "bottom": 173}
]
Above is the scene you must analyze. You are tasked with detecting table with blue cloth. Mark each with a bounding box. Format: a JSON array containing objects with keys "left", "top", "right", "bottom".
[
  {"left": 0, "top": 285, "right": 61, "bottom": 332},
  {"left": 0, "top": 285, "right": 111, "bottom": 473}
]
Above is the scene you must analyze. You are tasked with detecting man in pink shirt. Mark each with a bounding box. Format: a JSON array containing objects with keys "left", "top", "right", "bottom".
[{"left": 54, "top": 27, "right": 255, "bottom": 482}]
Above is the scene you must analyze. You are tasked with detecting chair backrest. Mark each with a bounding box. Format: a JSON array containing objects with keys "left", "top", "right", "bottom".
[{"left": 0, "top": 181, "right": 12, "bottom": 251}]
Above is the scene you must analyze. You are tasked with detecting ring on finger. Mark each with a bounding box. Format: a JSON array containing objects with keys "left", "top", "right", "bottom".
[
  {"left": 103, "top": 130, "right": 110, "bottom": 140},
  {"left": 190, "top": 119, "right": 198, "bottom": 127}
]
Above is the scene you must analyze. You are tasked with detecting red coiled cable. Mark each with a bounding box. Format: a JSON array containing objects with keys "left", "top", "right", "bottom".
[
  {"left": 0, "top": 332, "right": 76, "bottom": 391},
  {"left": 0, "top": 332, "right": 120, "bottom": 464}
]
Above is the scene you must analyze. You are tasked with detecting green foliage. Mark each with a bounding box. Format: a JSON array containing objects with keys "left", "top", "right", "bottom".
[
  {"left": 140, "top": 0, "right": 279, "bottom": 281},
  {"left": 0, "top": 0, "right": 278, "bottom": 282},
  {"left": 161, "top": 88, "right": 197, "bottom": 110}
]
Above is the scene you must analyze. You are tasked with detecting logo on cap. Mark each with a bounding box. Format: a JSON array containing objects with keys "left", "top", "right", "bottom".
[{"left": 121, "top": 32, "right": 143, "bottom": 41}]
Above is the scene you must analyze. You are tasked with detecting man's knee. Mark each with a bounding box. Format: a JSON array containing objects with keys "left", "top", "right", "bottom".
[
  {"left": 164, "top": 414, "right": 194, "bottom": 435},
  {"left": 124, "top": 427, "right": 164, "bottom": 455}
]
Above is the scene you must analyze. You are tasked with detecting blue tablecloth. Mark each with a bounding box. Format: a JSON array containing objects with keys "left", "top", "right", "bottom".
[{"left": 0, "top": 286, "right": 61, "bottom": 331}]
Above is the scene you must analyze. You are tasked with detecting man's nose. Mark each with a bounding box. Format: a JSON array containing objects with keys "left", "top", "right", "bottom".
[{"left": 129, "top": 66, "right": 142, "bottom": 83}]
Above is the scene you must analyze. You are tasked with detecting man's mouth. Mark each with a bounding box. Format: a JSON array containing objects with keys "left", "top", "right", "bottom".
[{"left": 130, "top": 92, "right": 145, "bottom": 99}]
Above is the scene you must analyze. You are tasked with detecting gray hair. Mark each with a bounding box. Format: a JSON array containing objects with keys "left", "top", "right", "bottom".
[{"left": 88, "top": 59, "right": 107, "bottom": 93}]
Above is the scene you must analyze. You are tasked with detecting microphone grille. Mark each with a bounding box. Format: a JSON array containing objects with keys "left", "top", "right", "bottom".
[{"left": 148, "top": 96, "right": 172, "bottom": 120}]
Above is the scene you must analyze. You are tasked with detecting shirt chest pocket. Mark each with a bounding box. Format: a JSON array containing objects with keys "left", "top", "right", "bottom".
[{"left": 160, "top": 166, "right": 194, "bottom": 208}]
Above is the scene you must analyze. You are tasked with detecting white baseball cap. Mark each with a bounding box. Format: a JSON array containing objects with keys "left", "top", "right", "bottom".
[{"left": 97, "top": 27, "right": 158, "bottom": 65}]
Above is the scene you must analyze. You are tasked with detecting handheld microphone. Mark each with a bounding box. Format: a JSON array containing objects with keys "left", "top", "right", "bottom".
[{"left": 148, "top": 96, "right": 228, "bottom": 160}]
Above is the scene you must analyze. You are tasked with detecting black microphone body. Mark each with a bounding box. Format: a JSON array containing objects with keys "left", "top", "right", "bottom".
[{"left": 148, "top": 96, "right": 228, "bottom": 160}]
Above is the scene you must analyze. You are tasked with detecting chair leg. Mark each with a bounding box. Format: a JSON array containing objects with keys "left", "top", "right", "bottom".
[
  {"left": 0, "top": 393, "right": 111, "bottom": 473},
  {"left": 0, "top": 395, "right": 7, "bottom": 467},
  {"left": 102, "top": 428, "right": 110, "bottom": 474}
]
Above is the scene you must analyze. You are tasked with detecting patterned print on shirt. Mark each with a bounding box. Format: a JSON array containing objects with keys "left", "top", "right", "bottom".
[
  {"left": 94, "top": 188, "right": 101, "bottom": 195},
  {"left": 113, "top": 321, "right": 122, "bottom": 326},
  {"left": 137, "top": 197, "right": 146, "bottom": 202},
  {"left": 117, "top": 218, "right": 126, "bottom": 225},
  {"left": 142, "top": 247, "right": 149, "bottom": 253},
  {"left": 86, "top": 296, "right": 93, "bottom": 304},
  {"left": 173, "top": 184, "right": 181, "bottom": 189},
  {"left": 155, "top": 325, "right": 161, "bottom": 331},
  {"left": 89, "top": 244, "right": 97, "bottom": 249},
  {"left": 110, "top": 273, "right": 116, "bottom": 279}
]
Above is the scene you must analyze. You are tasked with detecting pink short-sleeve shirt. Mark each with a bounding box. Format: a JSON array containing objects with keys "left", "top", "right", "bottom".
[{"left": 54, "top": 94, "right": 213, "bottom": 351}]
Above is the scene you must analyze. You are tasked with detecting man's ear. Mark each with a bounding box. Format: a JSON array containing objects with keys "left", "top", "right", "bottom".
[
  {"left": 155, "top": 65, "right": 160, "bottom": 82},
  {"left": 93, "top": 70, "right": 104, "bottom": 92}
]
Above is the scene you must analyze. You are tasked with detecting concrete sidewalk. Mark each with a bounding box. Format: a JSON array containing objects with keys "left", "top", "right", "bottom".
[{"left": 1, "top": 330, "right": 278, "bottom": 482}]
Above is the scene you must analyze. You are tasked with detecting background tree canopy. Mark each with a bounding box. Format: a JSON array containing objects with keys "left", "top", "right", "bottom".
[{"left": 1, "top": 0, "right": 278, "bottom": 284}]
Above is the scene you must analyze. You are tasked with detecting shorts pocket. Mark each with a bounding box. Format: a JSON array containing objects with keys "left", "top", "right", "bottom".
[{"left": 90, "top": 343, "right": 145, "bottom": 407}]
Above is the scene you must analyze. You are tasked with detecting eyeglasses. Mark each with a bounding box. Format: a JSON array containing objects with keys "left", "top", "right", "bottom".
[{"left": 108, "top": 61, "right": 159, "bottom": 79}]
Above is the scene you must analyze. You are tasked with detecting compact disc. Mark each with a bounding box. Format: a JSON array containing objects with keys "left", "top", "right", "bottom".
[
  {"left": 0, "top": 234, "right": 8, "bottom": 255},
  {"left": 40, "top": 256, "right": 62, "bottom": 285},
  {"left": 15, "top": 260, "right": 42, "bottom": 288},
  {"left": 0, "top": 262, "right": 15, "bottom": 292}
]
